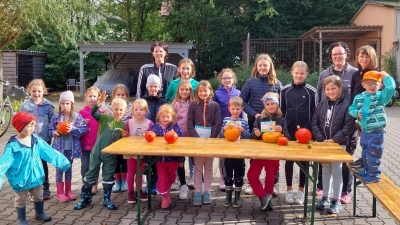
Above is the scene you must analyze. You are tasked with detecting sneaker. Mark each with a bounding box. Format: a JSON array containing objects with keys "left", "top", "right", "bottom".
[
  {"left": 327, "top": 200, "right": 342, "bottom": 214},
  {"left": 349, "top": 158, "right": 363, "bottom": 168},
  {"left": 266, "top": 199, "right": 274, "bottom": 210},
  {"left": 161, "top": 195, "right": 170, "bottom": 209},
  {"left": 285, "top": 190, "right": 295, "bottom": 204},
  {"left": 140, "top": 191, "right": 148, "bottom": 202},
  {"left": 244, "top": 185, "right": 254, "bottom": 195},
  {"left": 193, "top": 192, "right": 202, "bottom": 206},
  {"left": 151, "top": 186, "right": 158, "bottom": 195},
  {"left": 295, "top": 190, "right": 305, "bottom": 205},
  {"left": 315, "top": 188, "right": 323, "bottom": 196},
  {"left": 354, "top": 167, "right": 365, "bottom": 172},
  {"left": 316, "top": 196, "right": 330, "bottom": 210},
  {"left": 179, "top": 184, "right": 188, "bottom": 200},
  {"left": 187, "top": 176, "right": 194, "bottom": 189},
  {"left": 203, "top": 191, "right": 211, "bottom": 204},
  {"left": 127, "top": 191, "right": 136, "bottom": 204},
  {"left": 143, "top": 186, "right": 149, "bottom": 194},
  {"left": 340, "top": 192, "right": 351, "bottom": 204},
  {"left": 362, "top": 176, "right": 379, "bottom": 184},
  {"left": 272, "top": 183, "right": 279, "bottom": 197},
  {"left": 142, "top": 175, "right": 147, "bottom": 184},
  {"left": 171, "top": 180, "right": 180, "bottom": 191},
  {"left": 259, "top": 193, "right": 272, "bottom": 210},
  {"left": 356, "top": 170, "right": 368, "bottom": 177}
]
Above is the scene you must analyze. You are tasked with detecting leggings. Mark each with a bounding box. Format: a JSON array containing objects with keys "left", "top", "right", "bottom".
[
  {"left": 285, "top": 161, "right": 307, "bottom": 188},
  {"left": 177, "top": 164, "right": 186, "bottom": 185},
  {"left": 56, "top": 150, "right": 73, "bottom": 183},
  {"left": 114, "top": 155, "right": 127, "bottom": 173}
]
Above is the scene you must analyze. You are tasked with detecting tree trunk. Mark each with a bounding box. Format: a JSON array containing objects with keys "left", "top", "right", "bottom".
[{"left": 0, "top": 52, "right": 3, "bottom": 102}]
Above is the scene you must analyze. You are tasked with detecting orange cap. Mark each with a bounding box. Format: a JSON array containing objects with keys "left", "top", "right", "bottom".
[{"left": 362, "top": 71, "right": 382, "bottom": 82}]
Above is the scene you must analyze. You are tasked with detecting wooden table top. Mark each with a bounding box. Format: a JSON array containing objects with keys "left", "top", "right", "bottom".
[{"left": 102, "top": 137, "right": 354, "bottom": 163}]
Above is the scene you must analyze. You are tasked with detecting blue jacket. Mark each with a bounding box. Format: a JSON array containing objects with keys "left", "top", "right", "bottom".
[
  {"left": 151, "top": 123, "right": 185, "bottom": 163},
  {"left": 240, "top": 75, "right": 282, "bottom": 118},
  {"left": 143, "top": 94, "right": 167, "bottom": 122},
  {"left": 0, "top": 134, "right": 71, "bottom": 192},
  {"left": 48, "top": 112, "right": 88, "bottom": 159},
  {"left": 20, "top": 98, "right": 55, "bottom": 143},
  {"left": 213, "top": 85, "right": 243, "bottom": 122}
]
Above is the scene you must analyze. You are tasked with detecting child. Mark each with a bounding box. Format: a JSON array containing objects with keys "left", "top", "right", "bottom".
[
  {"left": 0, "top": 112, "right": 71, "bottom": 224},
  {"left": 74, "top": 92, "right": 130, "bottom": 210},
  {"left": 348, "top": 71, "right": 395, "bottom": 183},
  {"left": 165, "top": 58, "right": 199, "bottom": 103},
  {"left": 49, "top": 91, "right": 88, "bottom": 202},
  {"left": 312, "top": 75, "right": 355, "bottom": 214},
  {"left": 126, "top": 99, "right": 153, "bottom": 204},
  {"left": 213, "top": 68, "right": 242, "bottom": 192},
  {"left": 151, "top": 104, "right": 184, "bottom": 208},
  {"left": 142, "top": 74, "right": 167, "bottom": 194},
  {"left": 172, "top": 80, "right": 195, "bottom": 199},
  {"left": 248, "top": 92, "right": 289, "bottom": 211},
  {"left": 20, "top": 79, "right": 55, "bottom": 200},
  {"left": 79, "top": 86, "right": 101, "bottom": 195},
  {"left": 187, "top": 80, "right": 221, "bottom": 206},
  {"left": 280, "top": 61, "right": 317, "bottom": 205},
  {"left": 106, "top": 84, "right": 132, "bottom": 193},
  {"left": 219, "top": 96, "right": 250, "bottom": 208},
  {"left": 240, "top": 54, "right": 283, "bottom": 196}
]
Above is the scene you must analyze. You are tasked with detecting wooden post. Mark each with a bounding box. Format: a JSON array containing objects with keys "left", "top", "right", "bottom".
[{"left": 0, "top": 52, "right": 3, "bottom": 102}]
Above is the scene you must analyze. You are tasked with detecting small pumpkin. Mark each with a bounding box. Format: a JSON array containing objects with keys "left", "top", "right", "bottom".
[
  {"left": 224, "top": 126, "right": 241, "bottom": 141},
  {"left": 144, "top": 131, "right": 156, "bottom": 142},
  {"left": 164, "top": 129, "right": 178, "bottom": 144},
  {"left": 56, "top": 121, "right": 70, "bottom": 135},
  {"left": 262, "top": 131, "right": 282, "bottom": 143},
  {"left": 295, "top": 125, "right": 312, "bottom": 143},
  {"left": 277, "top": 136, "right": 289, "bottom": 146}
]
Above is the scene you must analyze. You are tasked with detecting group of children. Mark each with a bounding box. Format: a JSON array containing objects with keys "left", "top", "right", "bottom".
[{"left": 0, "top": 44, "right": 396, "bottom": 223}]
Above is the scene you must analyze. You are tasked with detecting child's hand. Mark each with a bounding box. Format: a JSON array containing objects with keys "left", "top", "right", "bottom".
[
  {"left": 254, "top": 128, "right": 261, "bottom": 137},
  {"left": 178, "top": 162, "right": 184, "bottom": 167},
  {"left": 98, "top": 91, "right": 108, "bottom": 106},
  {"left": 66, "top": 123, "right": 73, "bottom": 133},
  {"left": 275, "top": 125, "right": 282, "bottom": 132},
  {"left": 84, "top": 119, "right": 90, "bottom": 124},
  {"left": 323, "top": 139, "right": 335, "bottom": 143},
  {"left": 223, "top": 125, "right": 228, "bottom": 131},
  {"left": 240, "top": 126, "right": 244, "bottom": 133},
  {"left": 358, "top": 109, "right": 363, "bottom": 120},
  {"left": 378, "top": 71, "right": 389, "bottom": 78}
]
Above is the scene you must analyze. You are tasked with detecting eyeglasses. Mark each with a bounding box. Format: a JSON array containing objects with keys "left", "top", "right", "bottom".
[
  {"left": 332, "top": 52, "right": 346, "bottom": 57},
  {"left": 358, "top": 55, "right": 371, "bottom": 60},
  {"left": 363, "top": 82, "right": 378, "bottom": 87},
  {"left": 221, "top": 77, "right": 233, "bottom": 80}
]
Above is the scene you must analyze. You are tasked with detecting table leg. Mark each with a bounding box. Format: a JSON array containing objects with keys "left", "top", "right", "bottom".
[
  {"left": 310, "top": 162, "right": 319, "bottom": 225},
  {"left": 136, "top": 155, "right": 142, "bottom": 224}
]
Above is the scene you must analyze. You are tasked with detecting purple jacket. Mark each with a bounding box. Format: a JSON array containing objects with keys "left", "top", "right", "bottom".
[
  {"left": 213, "top": 85, "right": 242, "bottom": 122},
  {"left": 151, "top": 123, "right": 185, "bottom": 163},
  {"left": 79, "top": 105, "right": 99, "bottom": 151},
  {"left": 173, "top": 100, "right": 190, "bottom": 137}
]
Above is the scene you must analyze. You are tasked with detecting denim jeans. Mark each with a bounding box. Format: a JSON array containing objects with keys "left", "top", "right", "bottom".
[{"left": 360, "top": 129, "right": 385, "bottom": 180}]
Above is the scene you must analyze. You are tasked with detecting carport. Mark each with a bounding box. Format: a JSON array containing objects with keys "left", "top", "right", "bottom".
[{"left": 76, "top": 41, "right": 196, "bottom": 97}]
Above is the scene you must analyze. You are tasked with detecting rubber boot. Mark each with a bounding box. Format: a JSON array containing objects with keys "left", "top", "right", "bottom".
[
  {"left": 16, "top": 207, "right": 28, "bottom": 225},
  {"left": 219, "top": 168, "right": 226, "bottom": 191},
  {"left": 43, "top": 180, "right": 51, "bottom": 200},
  {"left": 34, "top": 201, "right": 51, "bottom": 222},
  {"left": 56, "top": 182, "right": 69, "bottom": 202},
  {"left": 232, "top": 187, "right": 242, "bottom": 208},
  {"left": 65, "top": 181, "right": 77, "bottom": 200},
  {"left": 103, "top": 187, "right": 117, "bottom": 210},
  {"left": 161, "top": 194, "right": 171, "bottom": 209},
  {"left": 120, "top": 173, "right": 128, "bottom": 192},
  {"left": 112, "top": 173, "right": 121, "bottom": 193},
  {"left": 223, "top": 186, "right": 233, "bottom": 207},
  {"left": 74, "top": 186, "right": 92, "bottom": 210},
  {"left": 91, "top": 179, "right": 98, "bottom": 195}
]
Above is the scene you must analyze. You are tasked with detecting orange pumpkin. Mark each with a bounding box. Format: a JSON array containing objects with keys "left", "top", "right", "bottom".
[
  {"left": 56, "top": 121, "right": 70, "bottom": 135},
  {"left": 295, "top": 125, "right": 312, "bottom": 143},
  {"left": 224, "top": 126, "right": 241, "bottom": 141},
  {"left": 262, "top": 131, "right": 282, "bottom": 143},
  {"left": 277, "top": 136, "right": 289, "bottom": 146},
  {"left": 164, "top": 129, "right": 178, "bottom": 144}
]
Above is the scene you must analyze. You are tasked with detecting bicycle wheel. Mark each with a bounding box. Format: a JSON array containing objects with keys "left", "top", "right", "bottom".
[{"left": 0, "top": 105, "right": 12, "bottom": 138}]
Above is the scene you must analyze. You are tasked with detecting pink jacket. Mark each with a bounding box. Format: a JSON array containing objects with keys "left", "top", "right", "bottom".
[
  {"left": 173, "top": 100, "right": 190, "bottom": 137},
  {"left": 79, "top": 105, "right": 99, "bottom": 151}
]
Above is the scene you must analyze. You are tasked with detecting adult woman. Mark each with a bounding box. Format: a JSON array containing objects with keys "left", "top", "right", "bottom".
[
  {"left": 315, "top": 41, "right": 357, "bottom": 204},
  {"left": 136, "top": 42, "right": 177, "bottom": 99}
]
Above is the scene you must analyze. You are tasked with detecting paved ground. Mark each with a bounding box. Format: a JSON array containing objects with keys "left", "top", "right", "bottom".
[{"left": 0, "top": 98, "right": 399, "bottom": 225}]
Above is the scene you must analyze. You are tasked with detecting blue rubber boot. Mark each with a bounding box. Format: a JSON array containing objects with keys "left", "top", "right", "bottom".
[
  {"left": 16, "top": 207, "right": 28, "bottom": 225},
  {"left": 112, "top": 173, "right": 121, "bottom": 193},
  {"left": 120, "top": 173, "right": 128, "bottom": 192},
  {"left": 103, "top": 187, "right": 117, "bottom": 210},
  {"left": 34, "top": 201, "right": 51, "bottom": 222},
  {"left": 74, "top": 186, "right": 92, "bottom": 210}
]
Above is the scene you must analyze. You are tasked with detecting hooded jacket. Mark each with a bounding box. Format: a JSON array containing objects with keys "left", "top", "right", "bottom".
[
  {"left": 0, "top": 134, "right": 70, "bottom": 192},
  {"left": 213, "top": 84, "right": 243, "bottom": 122},
  {"left": 312, "top": 95, "right": 355, "bottom": 145},
  {"left": 20, "top": 98, "right": 55, "bottom": 143},
  {"left": 173, "top": 100, "right": 190, "bottom": 137},
  {"left": 142, "top": 93, "right": 168, "bottom": 122},
  {"left": 79, "top": 105, "right": 99, "bottom": 151}
]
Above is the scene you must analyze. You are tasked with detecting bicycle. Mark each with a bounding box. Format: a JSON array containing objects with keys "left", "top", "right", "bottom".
[
  {"left": 0, "top": 79, "right": 28, "bottom": 137},
  {"left": 386, "top": 80, "right": 400, "bottom": 107}
]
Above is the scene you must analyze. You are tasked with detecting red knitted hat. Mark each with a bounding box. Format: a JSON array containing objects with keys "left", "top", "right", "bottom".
[{"left": 12, "top": 112, "right": 36, "bottom": 132}]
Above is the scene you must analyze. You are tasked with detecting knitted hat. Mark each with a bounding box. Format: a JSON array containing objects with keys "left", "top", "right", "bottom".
[
  {"left": 146, "top": 74, "right": 161, "bottom": 87},
  {"left": 362, "top": 71, "right": 382, "bottom": 83},
  {"left": 59, "top": 90, "right": 75, "bottom": 103},
  {"left": 12, "top": 112, "right": 36, "bottom": 132}
]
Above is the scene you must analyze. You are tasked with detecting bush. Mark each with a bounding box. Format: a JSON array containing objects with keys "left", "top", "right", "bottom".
[{"left": 382, "top": 48, "right": 396, "bottom": 77}]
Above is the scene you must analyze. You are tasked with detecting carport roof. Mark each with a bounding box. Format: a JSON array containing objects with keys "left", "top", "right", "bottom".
[{"left": 299, "top": 25, "right": 383, "bottom": 39}]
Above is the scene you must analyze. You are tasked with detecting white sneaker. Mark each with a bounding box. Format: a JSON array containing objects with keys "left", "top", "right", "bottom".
[
  {"left": 244, "top": 185, "right": 253, "bottom": 195},
  {"left": 179, "top": 184, "right": 188, "bottom": 200},
  {"left": 171, "top": 180, "right": 180, "bottom": 191},
  {"left": 272, "top": 183, "right": 279, "bottom": 197},
  {"left": 187, "top": 176, "right": 194, "bottom": 189},
  {"left": 294, "top": 190, "right": 305, "bottom": 205},
  {"left": 285, "top": 190, "right": 295, "bottom": 204},
  {"left": 142, "top": 175, "right": 147, "bottom": 184}
]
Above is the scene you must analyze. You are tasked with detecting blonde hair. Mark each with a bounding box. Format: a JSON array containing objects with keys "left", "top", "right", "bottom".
[
  {"left": 111, "top": 98, "right": 127, "bottom": 110},
  {"left": 229, "top": 96, "right": 243, "bottom": 107},
  {"left": 291, "top": 61, "right": 308, "bottom": 72},
  {"left": 251, "top": 54, "right": 278, "bottom": 85},
  {"left": 260, "top": 92, "right": 282, "bottom": 118},
  {"left": 194, "top": 80, "right": 214, "bottom": 103},
  {"left": 132, "top": 99, "right": 149, "bottom": 116},
  {"left": 156, "top": 104, "right": 176, "bottom": 124},
  {"left": 218, "top": 68, "right": 237, "bottom": 84},
  {"left": 84, "top": 86, "right": 100, "bottom": 103},
  {"left": 171, "top": 80, "right": 194, "bottom": 105},
  {"left": 355, "top": 45, "right": 378, "bottom": 70},
  {"left": 27, "top": 79, "right": 47, "bottom": 94},
  {"left": 322, "top": 75, "right": 342, "bottom": 89},
  {"left": 177, "top": 58, "right": 196, "bottom": 78},
  {"left": 112, "top": 84, "right": 129, "bottom": 100}
]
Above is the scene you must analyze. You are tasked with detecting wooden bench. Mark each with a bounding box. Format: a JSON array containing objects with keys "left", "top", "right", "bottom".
[{"left": 348, "top": 164, "right": 400, "bottom": 223}]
